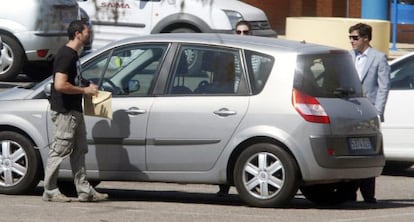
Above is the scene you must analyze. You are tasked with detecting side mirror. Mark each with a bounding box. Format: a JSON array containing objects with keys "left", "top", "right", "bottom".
[{"left": 128, "top": 80, "right": 140, "bottom": 92}]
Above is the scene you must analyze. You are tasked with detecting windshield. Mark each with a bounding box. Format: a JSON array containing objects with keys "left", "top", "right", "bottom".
[{"left": 293, "top": 53, "right": 363, "bottom": 98}]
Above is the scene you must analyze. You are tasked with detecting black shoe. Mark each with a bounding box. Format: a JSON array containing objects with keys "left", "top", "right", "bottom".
[
  {"left": 364, "top": 198, "right": 377, "bottom": 204},
  {"left": 347, "top": 193, "right": 357, "bottom": 202},
  {"left": 216, "top": 190, "right": 227, "bottom": 197}
]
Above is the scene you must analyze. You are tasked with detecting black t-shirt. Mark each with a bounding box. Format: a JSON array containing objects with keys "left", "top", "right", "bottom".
[{"left": 50, "top": 45, "right": 83, "bottom": 113}]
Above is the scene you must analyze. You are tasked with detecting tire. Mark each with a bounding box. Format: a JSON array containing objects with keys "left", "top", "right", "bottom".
[
  {"left": 0, "top": 35, "right": 25, "bottom": 81},
  {"left": 169, "top": 28, "right": 196, "bottom": 33},
  {"left": 384, "top": 161, "right": 413, "bottom": 172},
  {"left": 23, "top": 62, "right": 52, "bottom": 81},
  {"left": 0, "top": 131, "right": 42, "bottom": 194},
  {"left": 300, "top": 181, "right": 358, "bottom": 205},
  {"left": 234, "top": 143, "right": 300, "bottom": 208}
]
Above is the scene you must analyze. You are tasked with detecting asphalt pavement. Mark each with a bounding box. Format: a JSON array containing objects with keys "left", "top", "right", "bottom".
[{"left": 2, "top": 170, "right": 414, "bottom": 222}]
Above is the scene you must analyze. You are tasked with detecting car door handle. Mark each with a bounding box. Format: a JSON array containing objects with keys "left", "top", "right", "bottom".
[
  {"left": 126, "top": 107, "right": 146, "bottom": 115},
  {"left": 213, "top": 108, "right": 237, "bottom": 117}
]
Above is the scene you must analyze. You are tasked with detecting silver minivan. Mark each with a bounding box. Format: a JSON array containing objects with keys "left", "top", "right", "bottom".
[
  {"left": 0, "top": 34, "right": 384, "bottom": 207},
  {"left": 0, "top": 0, "right": 82, "bottom": 81}
]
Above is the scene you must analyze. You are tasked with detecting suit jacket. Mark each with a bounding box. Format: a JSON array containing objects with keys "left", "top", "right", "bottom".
[{"left": 349, "top": 48, "right": 390, "bottom": 120}]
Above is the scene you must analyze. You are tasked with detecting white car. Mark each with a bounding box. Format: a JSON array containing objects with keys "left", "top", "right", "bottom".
[
  {"left": 383, "top": 51, "right": 414, "bottom": 169},
  {"left": 0, "top": 0, "right": 90, "bottom": 81}
]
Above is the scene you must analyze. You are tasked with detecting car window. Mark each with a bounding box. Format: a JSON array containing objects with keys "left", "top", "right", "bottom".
[
  {"left": 81, "top": 44, "right": 168, "bottom": 97},
  {"left": 390, "top": 56, "right": 414, "bottom": 89},
  {"left": 166, "top": 45, "right": 247, "bottom": 95},
  {"left": 294, "top": 53, "right": 363, "bottom": 98},
  {"left": 245, "top": 50, "right": 274, "bottom": 95}
]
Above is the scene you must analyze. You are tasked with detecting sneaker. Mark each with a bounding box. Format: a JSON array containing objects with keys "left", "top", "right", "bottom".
[
  {"left": 42, "top": 193, "right": 72, "bottom": 202},
  {"left": 78, "top": 191, "right": 109, "bottom": 202}
]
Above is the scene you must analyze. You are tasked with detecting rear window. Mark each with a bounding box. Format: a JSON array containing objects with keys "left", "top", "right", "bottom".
[
  {"left": 293, "top": 53, "right": 363, "bottom": 98},
  {"left": 39, "top": 0, "right": 79, "bottom": 32}
]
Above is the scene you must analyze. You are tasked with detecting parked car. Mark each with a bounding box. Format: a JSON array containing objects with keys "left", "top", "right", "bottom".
[
  {"left": 0, "top": 33, "right": 384, "bottom": 207},
  {"left": 0, "top": 0, "right": 90, "bottom": 81},
  {"left": 77, "top": 0, "right": 276, "bottom": 49},
  {"left": 383, "top": 51, "right": 414, "bottom": 169}
]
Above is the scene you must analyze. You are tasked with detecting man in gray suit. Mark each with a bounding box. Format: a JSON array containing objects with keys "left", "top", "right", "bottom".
[{"left": 348, "top": 22, "right": 390, "bottom": 203}]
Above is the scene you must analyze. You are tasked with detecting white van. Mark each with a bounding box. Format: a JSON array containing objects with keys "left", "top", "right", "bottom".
[{"left": 78, "top": 0, "right": 276, "bottom": 49}]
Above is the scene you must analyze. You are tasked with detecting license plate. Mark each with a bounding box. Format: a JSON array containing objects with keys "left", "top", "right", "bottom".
[{"left": 348, "top": 137, "right": 373, "bottom": 152}]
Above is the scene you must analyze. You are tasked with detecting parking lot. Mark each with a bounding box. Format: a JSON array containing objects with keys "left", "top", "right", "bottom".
[{"left": 0, "top": 169, "right": 414, "bottom": 222}]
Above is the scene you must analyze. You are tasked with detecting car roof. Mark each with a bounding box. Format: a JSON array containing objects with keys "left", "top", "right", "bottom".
[
  {"left": 95, "top": 33, "right": 345, "bottom": 56},
  {"left": 388, "top": 51, "right": 414, "bottom": 66}
]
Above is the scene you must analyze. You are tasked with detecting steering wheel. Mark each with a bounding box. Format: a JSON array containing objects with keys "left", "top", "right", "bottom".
[
  {"left": 101, "top": 78, "right": 121, "bottom": 95},
  {"left": 198, "top": 80, "right": 209, "bottom": 87}
]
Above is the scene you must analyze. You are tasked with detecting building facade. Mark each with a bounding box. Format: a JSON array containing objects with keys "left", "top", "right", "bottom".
[{"left": 244, "top": 0, "right": 413, "bottom": 43}]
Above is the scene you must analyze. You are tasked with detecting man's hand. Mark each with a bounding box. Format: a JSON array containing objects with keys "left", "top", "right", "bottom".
[{"left": 83, "top": 83, "right": 98, "bottom": 96}]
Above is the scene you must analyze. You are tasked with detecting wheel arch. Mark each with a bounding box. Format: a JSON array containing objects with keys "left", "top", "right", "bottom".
[
  {"left": 0, "top": 123, "right": 47, "bottom": 169},
  {"left": 0, "top": 29, "right": 27, "bottom": 61},
  {"left": 0, "top": 126, "right": 45, "bottom": 181},
  {"left": 226, "top": 136, "right": 303, "bottom": 186},
  {"left": 0, "top": 125, "right": 37, "bottom": 147},
  {"left": 151, "top": 13, "right": 212, "bottom": 34}
]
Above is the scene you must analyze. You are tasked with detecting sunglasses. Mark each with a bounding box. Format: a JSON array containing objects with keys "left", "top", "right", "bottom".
[
  {"left": 349, "top": 35, "right": 360, "bottom": 41},
  {"left": 236, "top": 30, "right": 249, "bottom": 34}
]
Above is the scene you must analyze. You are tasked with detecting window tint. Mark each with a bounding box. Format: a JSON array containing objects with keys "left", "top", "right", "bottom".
[
  {"left": 82, "top": 44, "right": 168, "bottom": 97},
  {"left": 245, "top": 50, "right": 274, "bottom": 94},
  {"left": 390, "top": 56, "right": 414, "bottom": 89},
  {"left": 167, "top": 45, "right": 247, "bottom": 95},
  {"left": 294, "top": 53, "right": 363, "bottom": 98}
]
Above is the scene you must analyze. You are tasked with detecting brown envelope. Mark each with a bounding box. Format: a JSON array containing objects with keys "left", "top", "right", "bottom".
[{"left": 83, "top": 91, "right": 112, "bottom": 119}]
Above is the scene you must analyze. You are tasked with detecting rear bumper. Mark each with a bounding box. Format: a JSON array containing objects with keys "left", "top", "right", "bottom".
[
  {"left": 301, "top": 166, "right": 384, "bottom": 185},
  {"left": 251, "top": 29, "right": 277, "bottom": 38},
  {"left": 14, "top": 31, "right": 67, "bottom": 62},
  {"left": 310, "top": 135, "right": 385, "bottom": 168}
]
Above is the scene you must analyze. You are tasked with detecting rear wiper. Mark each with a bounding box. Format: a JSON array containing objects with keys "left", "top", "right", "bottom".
[{"left": 333, "top": 87, "right": 355, "bottom": 97}]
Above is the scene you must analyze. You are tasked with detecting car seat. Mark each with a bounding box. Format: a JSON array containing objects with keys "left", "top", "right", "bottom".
[{"left": 170, "top": 52, "right": 192, "bottom": 94}]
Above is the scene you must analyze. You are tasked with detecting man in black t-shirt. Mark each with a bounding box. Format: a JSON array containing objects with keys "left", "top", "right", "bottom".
[{"left": 43, "top": 20, "right": 108, "bottom": 202}]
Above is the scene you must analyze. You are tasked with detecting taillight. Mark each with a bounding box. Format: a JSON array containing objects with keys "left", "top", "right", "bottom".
[
  {"left": 37, "top": 49, "right": 49, "bottom": 58},
  {"left": 292, "top": 89, "right": 330, "bottom": 124}
]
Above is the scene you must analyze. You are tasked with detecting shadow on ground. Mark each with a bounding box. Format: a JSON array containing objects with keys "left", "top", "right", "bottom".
[{"left": 25, "top": 184, "right": 414, "bottom": 210}]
